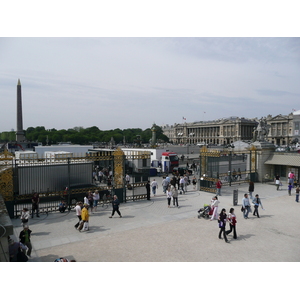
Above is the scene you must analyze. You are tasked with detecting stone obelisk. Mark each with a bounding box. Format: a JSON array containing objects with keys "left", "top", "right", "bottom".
[{"left": 16, "top": 79, "right": 25, "bottom": 143}]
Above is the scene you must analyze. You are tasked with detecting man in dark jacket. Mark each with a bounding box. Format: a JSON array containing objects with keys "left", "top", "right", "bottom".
[
  {"left": 19, "top": 225, "right": 32, "bottom": 257},
  {"left": 109, "top": 195, "right": 122, "bottom": 218}
]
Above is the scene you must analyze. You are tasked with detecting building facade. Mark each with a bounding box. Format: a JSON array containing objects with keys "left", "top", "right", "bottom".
[
  {"left": 265, "top": 113, "right": 293, "bottom": 146},
  {"left": 163, "top": 111, "right": 300, "bottom": 146},
  {"left": 163, "top": 117, "right": 258, "bottom": 145}
]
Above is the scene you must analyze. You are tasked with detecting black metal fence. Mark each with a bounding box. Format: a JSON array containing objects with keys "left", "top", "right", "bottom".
[
  {"left": 199, "top": 148, "right": 256, "bottom": 193},
  {"left": 5, "top": 149, "right": 151, "bottom": 217}
]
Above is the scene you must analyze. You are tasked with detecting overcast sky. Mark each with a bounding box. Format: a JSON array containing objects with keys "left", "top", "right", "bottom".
[
  {"left": 1, "top": 37, "right": 299, "bottom": 132},
  {"left": 1, "top": 0, "right": 299, "bottom": 132}
]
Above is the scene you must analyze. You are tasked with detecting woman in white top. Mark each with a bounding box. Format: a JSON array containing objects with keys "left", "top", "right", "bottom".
[
  {"left": 210, "top": 196, "right": 220, "bottom": 221},
  {"left": 20, "top": 208, "right": 30, "bottom": 227},
  {"left": 84, "top": 195, "right": 89, "bottom": 206},
  {"left": 92, "top": 190, "right": 100, "bottom": 212}
]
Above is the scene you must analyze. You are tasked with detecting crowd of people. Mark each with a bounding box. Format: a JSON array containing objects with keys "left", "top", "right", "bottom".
[{"left": 11, "top": 166, "right": 299, "bottom": 261}]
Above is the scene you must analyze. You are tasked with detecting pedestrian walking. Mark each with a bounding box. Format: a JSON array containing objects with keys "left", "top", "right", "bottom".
[
  {"left": 167, "top": 186, "right": 172, "bottom": 208},
  {"left": 87, "top": 191, "right": 94, "bottom": 211},
  {"left": 242, "top": 193, "right": 251, "bottom": 219},
  {"left": 295, "top": 185, "right": 299, "bottom": 203},
  {"left": 218, "top": 208, "right": 229, "bottom": 243},
  {"left": 151, "top": 179, "right": 158, "bottom": 196},
  {"left": 109, "top": 195, "right": 122, "bottom": 218},
  {"left": 288, "top": 183, "right": 293, "bottom": 196},
  {"left": 92, "top": 190, "right": 100, "bottom": 212},
  {"left": 179, "top": 176, "right": 185, "bottom": 194},
  {"left": 98, "top": 170, "right": 104, "bottom": 183},
  {"left": 74, "top": 201, "right": 83, "bottom": 229},
  {"left": 275, "top": 174, "right": 280, "bottom": 191},
  {"left": 162, "top": 176, "right": 169, "bottom": 194},
  {"left": 225, "top": 208, "right": 237, "bottom": 239},
  {"left": 20, "top": 207, "right": 29, "bottom": 227},
  {"left": 125, "top": 174, "right": 130, "bottom": 185},
  {"left": 84, "top": 194, "right": 89, "bottom": 206},
  {"left": 183, "top": 175, "right": 188, "bottom": 192},
  {"left": 19, "top": 225, "right": 33, "bottom": 257},
  {"left": 146, "top": 181, "right": 151, "bottom": 200},
  {"left": 288, "top": 171, "right": 295, "bottom": 187},
  {"left": 172, "top": 186, "right": 179, "bottom": 208},
  {"left": 216, "top": 179, "right": 222, "bottom": 196},
  {"left": 80, "top": 203, "right": 89, "bottom": 231},
  {"left": 210, "top": 196, "right": 220, "bottom": 221},
  {"left": 248, "top": 181, "right": 254, "bottom": 199},
  {"left": 252, "top": 194, "right": 264, "bottom": 218},
  {"left": 192, "top": 176, "right": 197, "bottom": 190},
  {"left": 31, "top": 192, "right": 40, "bottom": 218}
]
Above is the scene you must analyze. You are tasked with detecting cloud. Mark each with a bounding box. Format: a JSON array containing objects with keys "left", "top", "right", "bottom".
[{"left": 0, "top": 37, "right": 299, "bottom": 133}]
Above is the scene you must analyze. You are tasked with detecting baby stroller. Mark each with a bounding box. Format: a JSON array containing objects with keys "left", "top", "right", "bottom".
[{"left": 198, "top": 204, "right": 211, "bottom": 219}]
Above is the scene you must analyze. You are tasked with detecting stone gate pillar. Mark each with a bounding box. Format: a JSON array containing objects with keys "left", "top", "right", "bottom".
[{"left": 251, "top": 141, "right": 275, "bottom": 182}]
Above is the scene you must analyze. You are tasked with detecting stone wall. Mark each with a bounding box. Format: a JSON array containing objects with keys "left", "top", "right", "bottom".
[{"left": 0, "top": 194, "right": 14, "bottom": 262}]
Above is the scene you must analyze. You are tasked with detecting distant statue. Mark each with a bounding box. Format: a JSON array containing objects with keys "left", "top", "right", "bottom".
[
  {"left": 253, "top": 118, "right": 270, "bottom": 142},
  {"left": 150, "top": 123, "right": 157, "bottom": 147}
]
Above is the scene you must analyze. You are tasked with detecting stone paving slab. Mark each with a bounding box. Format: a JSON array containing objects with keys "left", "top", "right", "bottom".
[{"left": 9, "top": 177, "right": 300, "bottom": 262}]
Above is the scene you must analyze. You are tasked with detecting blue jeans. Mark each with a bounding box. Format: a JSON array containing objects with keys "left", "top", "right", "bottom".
[
  {"left": 163, "top": 185, "right": 168, "bottom": 194},
  {"left": 243, "top": 206, "right": 251, "bottom": 218},
  {"left": 216, "top": 188, "right": 221, "bottom": 196},
  {"left": 296, "top": 194, "right": 299, "bottom": 202},
  {"left": 152, "top": 186, "right": 156, "bottom": 195}
]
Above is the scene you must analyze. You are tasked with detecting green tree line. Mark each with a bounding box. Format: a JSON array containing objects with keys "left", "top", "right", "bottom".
[{"left": 0, "top": 125, "right": 169, "bottom": 145}]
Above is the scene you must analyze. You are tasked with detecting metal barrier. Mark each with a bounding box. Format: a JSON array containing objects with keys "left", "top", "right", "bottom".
[{"left": 1, "top": 148, "right": 151, "bottom": 218}]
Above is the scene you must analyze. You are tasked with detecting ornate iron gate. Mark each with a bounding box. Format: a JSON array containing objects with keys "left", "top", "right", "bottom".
[
  {"left": 199, "top": 146, "right": 257, "bottom": 193},
  {"left": 0, "top": 147, "right": 151, "bottom": 218}
]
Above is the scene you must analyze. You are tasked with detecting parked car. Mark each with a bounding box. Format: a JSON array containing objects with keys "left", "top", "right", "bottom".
[{"left": 172, "top": 167, "right": 193, "bottom": 176}]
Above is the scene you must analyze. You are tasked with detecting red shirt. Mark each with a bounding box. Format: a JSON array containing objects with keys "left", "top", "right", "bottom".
[{"left": 216, "top": 181, "right": 222, "bottom": 189}]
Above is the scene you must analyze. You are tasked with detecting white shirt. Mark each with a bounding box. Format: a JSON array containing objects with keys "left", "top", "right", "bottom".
[
  {"left": 75, "top": 205, "right": 82, "bottom": 216},
  {"left": 151, "top": 181, "right": 158, "bottom": 188},
  {"left": 212, "top": 199, "right": 220, "bottom": 207},
  {"left": 93, "top": 193, "right": 100, "bottom": 201}
]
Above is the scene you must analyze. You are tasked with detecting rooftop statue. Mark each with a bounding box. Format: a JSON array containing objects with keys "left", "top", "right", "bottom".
[{"left": 253, "top": 118, "right": 270, "bottom": 142}]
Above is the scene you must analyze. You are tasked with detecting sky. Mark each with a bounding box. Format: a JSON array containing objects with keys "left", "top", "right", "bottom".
[{"left": 0, "top": 3, "right": 299, "bottom": 133}]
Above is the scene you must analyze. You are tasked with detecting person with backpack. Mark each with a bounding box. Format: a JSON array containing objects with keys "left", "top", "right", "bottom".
[{"left": 252, "top": 194, "right": 264, "bottom": 218}]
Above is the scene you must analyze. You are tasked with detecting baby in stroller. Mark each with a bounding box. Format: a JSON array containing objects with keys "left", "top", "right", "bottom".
[{"left": 198, "top": 204, "right": 211, "bottom": 219}]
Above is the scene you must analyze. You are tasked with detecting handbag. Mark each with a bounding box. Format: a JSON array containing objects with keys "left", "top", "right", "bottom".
[{"left": 241, "top": 206, "right": 245, "bottom": 212}]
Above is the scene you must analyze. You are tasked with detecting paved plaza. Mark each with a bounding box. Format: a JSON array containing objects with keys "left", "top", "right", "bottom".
[{"left": 9, "top": 174, "right": 300, "bottom": 262}]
